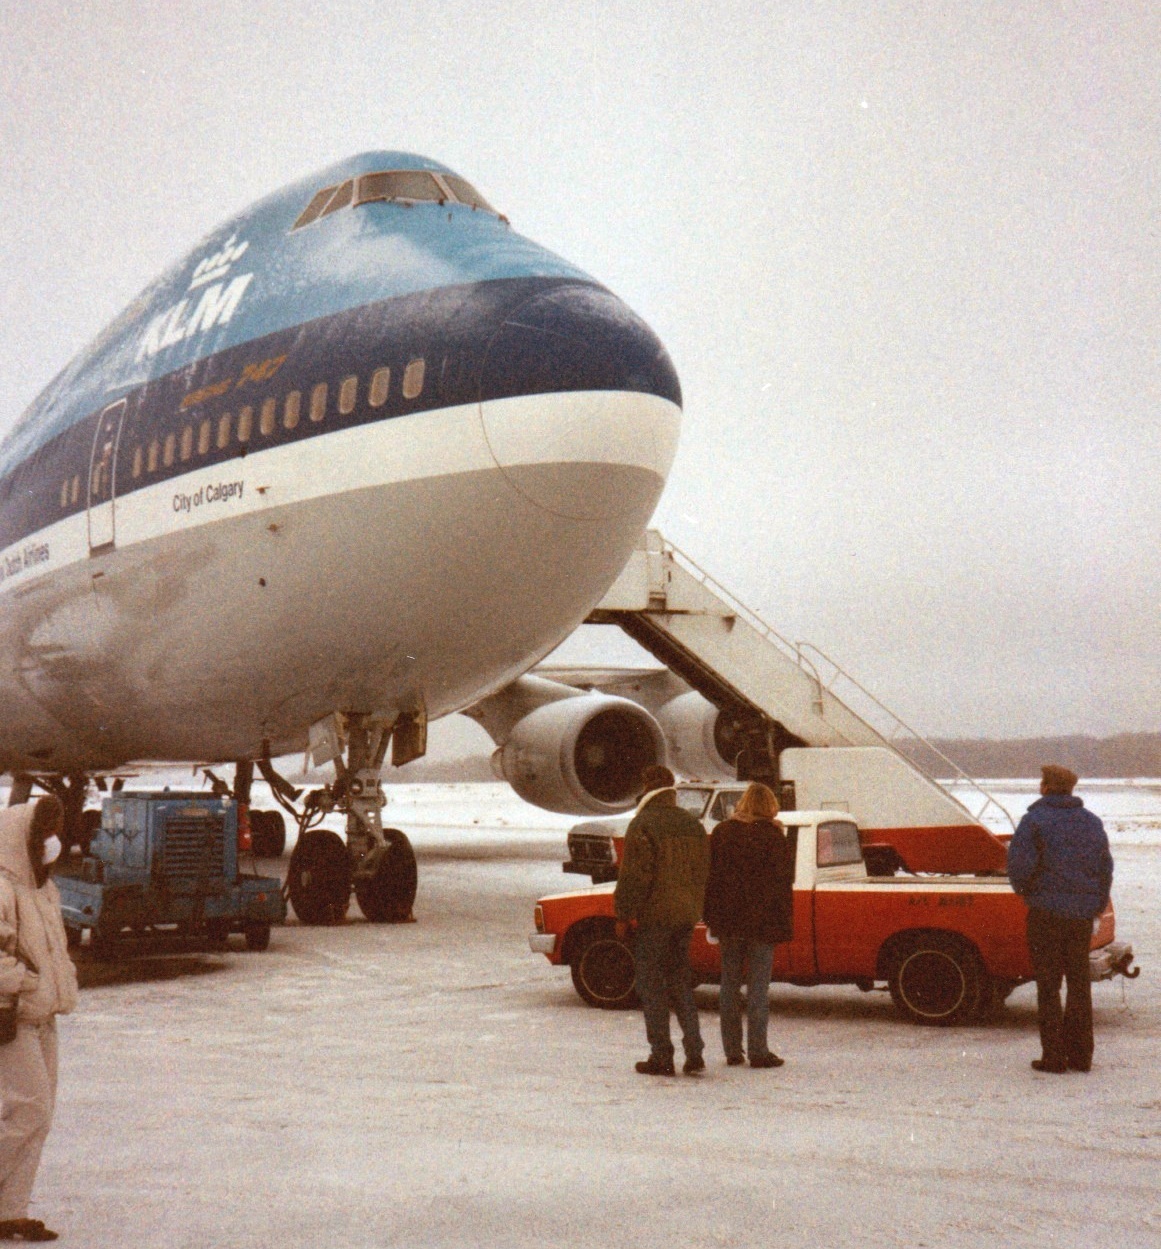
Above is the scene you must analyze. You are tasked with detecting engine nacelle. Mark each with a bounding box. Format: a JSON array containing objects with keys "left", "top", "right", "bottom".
[
  {"left": 494, "top": 694, "right": 666, "bottom": 815},
  {"left": 654, "top": 691, "right": 739, "bottom": 781}
]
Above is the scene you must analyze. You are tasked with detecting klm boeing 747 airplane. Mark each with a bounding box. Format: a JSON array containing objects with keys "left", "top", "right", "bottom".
[{"left": 0, "top": 152, "right": 681, "bottom": 923}]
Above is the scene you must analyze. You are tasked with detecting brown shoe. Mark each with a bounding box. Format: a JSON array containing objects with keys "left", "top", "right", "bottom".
[
  {"left": 751, "top": 1053, "right": 785, "bottom": 1069},
  {"left": 1031, "top": 1059, "right": 1068, "bottom": 1074}
]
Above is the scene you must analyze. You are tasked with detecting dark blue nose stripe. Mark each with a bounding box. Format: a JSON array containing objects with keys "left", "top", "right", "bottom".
[{"left": 0, "top": 277, "right": 680, "bottom": 553}]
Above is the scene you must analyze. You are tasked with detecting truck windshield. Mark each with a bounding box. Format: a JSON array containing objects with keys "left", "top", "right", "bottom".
[
  {"left": 676, "top": 788, "right": 712, "bottom": 818},
  {"left": 817, "top": 821, "right": 863, "bottom": 867}
]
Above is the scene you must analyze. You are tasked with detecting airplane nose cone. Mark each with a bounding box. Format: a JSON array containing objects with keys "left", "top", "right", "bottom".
[{"left": 478, "top": 283, "right": 682, "bottom": 521}]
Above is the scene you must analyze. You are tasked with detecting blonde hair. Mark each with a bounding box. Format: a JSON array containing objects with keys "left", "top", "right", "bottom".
[{"left": 732, "top": 781, "right": 780, "bottom": 822}]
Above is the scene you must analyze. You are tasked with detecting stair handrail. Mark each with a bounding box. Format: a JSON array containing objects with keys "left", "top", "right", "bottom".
[
  {"left": 795, "top": 642, "right": 1015, "bottom": 833},
  {"left": 657, "top": 535, "right": 1014, "bottom": 833}
]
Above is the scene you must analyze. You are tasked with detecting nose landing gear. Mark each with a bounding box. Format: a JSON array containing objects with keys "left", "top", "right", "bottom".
[{"left": 281, "top": 713, "right": 420, "bottom": 926}]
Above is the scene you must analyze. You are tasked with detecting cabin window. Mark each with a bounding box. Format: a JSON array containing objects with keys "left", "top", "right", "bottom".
[
  {"left": 284, "top": 391, "right": 301, "bottom": 430},
  {"left": 292, "top": 185, "right": 338, "bottom": 231},
  {"left": 132, "top": 446, "right": 143, "bottom": 479},
  {"left": 180, "top": 426, "right": 194, "bottom": 462},
  {"left": 217, "top": 413, "right": 232, "bottom": 449},
  {"left": 339, "top": 375, "right": 358, "bottom": 415},
  {"left": 71, "top": 475, "right": 80, "bottom": 505},
  {"left": 402, "top": 358, "right": 425, "bottom": 399},
  {"left": 59, "top": 480, "right": 68, "bottom": 509},
  {"left": 369, "top": 368, "right": 390, "bottom": 408},
  {"left": 198, "top": 420, "right": 212, "bottom": 456},
  {"left": 310, "top": 383, "right": 327, "bottom": 423},
  {"left": 237, "top": 406, "right": 253, "bottom": 442},
  {"left": 320, "top": 180, "right": 354, "bottom": 218},
  {"left": 163, "top": 434, "right": 176, "bottom": 467},
  {"left": 148, "top": 440, "right": 160, "bottom": 472},
  {"left": 260, "top": 398, "right": 277, "bottom": 436},
  {"left": 816, "top": 821, "right": 864, "bottom": 868}
]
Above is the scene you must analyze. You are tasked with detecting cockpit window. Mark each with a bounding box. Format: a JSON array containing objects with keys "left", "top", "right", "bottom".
[
  {"left": 292, "top": 169, "right": 501, "bottom": 230},
  {"left": 439, "top": 175, "right": 494, "bottom": 213},
  {"left": 293, "top": 185, "right": 338, "bottom": 230},
  {"left": 357, "top": 171, "right": 444, "bottom": 205}
]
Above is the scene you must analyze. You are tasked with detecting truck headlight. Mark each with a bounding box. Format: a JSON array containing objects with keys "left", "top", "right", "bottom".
[{"left": 534, "top": 905, "right": 545, "bottom": 934}]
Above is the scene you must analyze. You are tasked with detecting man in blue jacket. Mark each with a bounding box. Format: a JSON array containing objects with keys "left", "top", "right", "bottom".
[{"left": 1008, "top": 765, "right": 1114, "bottom": 1074}]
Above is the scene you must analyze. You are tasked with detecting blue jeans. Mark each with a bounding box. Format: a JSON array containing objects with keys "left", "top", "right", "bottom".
[
  {"left": 634, "top": 925, "right": 703, "bottom": 1063},
  {"left": 718, "top": 936, "right": 775, "bottom": 1061}
]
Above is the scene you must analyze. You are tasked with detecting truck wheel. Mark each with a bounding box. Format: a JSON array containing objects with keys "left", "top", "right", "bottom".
[
  {"left": 251, "top": 810, "right": 287, "bottom": 858},
  {"left": 887, "top": 933, "right": 983, "bottom": 1026},
  {"left": 287, "top": 829, "right": 351, "bottom": 925},
  {"left": 354, "top": 829, "right": 417, "bottom": 923},
  {"left": 570, "top": 928, "right": 639, "bottom": 1010},
  {"left": 244, "top": 923, "right": 272, "bottom": 951},
  {"left": 65, "top": 924, "right": 82, "bottom": 950}
]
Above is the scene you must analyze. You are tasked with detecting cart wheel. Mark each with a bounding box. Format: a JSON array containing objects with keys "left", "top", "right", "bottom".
[
  {"left": 287, "top": 829, "right": 351, "bottom": 925},
  {"left": 354, "top": 829, "right": 417, "bottom": 923},
  {"left": 244, "top": 923, "right": 272, "bottom": 951}
]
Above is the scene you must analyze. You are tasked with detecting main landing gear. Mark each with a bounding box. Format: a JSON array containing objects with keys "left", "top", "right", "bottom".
[{"left": 272, "top": 712, "right": 421, "bottom": 926}]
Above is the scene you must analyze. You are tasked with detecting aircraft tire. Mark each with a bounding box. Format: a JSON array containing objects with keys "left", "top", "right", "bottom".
[
  {"left": 287, "top": 829, "right": 351, "bottom": 925},
  {"left": 354, "top": 829, "right": 417, "bottom": 923},
  {"left": 251, "top": 809, "right": 287, "bottom": 858}
]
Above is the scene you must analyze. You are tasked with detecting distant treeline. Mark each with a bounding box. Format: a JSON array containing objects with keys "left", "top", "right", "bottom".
[{"left": 902, "top": 732, "right": 1161, "bottom": 780}]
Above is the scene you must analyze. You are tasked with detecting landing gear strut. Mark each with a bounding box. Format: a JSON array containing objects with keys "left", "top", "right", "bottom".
[{"left": 283, "top": 713, "right": 420, "bottom": 926}]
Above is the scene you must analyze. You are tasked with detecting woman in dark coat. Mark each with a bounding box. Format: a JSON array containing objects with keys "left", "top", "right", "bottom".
[{"left": 703, "top": 782, "right": 794, "bottom": 1068}]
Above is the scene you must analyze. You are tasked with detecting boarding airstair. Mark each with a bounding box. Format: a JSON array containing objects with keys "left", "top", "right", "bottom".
[{"left": 587, "top": 530, "right": 1012, "bottom": 834}]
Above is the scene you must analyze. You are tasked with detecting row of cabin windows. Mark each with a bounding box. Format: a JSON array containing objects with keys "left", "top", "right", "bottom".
[{"left": 59, "top": 358, "right": 425, "bottom": 507}]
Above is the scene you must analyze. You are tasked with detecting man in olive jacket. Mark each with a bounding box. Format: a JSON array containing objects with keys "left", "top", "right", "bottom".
[{"left": 614, "top": 765, "right": 710, "bottom": 1076}]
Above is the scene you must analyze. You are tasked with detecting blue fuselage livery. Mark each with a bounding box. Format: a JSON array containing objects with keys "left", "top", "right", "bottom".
[{"left": 0, "top": 153, "right": 681, "bottom": 774}]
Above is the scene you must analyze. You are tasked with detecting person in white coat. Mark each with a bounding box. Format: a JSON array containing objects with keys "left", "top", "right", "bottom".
[{"left": 0, "top": 796, "right": 78, "bottom": 1243}]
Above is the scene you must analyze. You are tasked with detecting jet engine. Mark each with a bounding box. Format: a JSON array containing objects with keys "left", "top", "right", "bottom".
[
  {"left": 653, "top": 691, "right": 741, "bottom": 781},
  {"left": 493, "top": 694, "right": 666, "bottom": 815}
]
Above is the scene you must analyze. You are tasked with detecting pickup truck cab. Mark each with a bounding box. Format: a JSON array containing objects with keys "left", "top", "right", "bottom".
[
  {"left": 563, "top": 782, "right": 746, "bottom": 883},
  {"left": 531, "top": 810, "right": 1137, "bottom": 1026}
]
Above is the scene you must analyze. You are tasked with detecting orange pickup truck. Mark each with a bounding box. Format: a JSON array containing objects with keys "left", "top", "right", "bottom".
[{"left": 530, "top": 809, "right": 1137, "bottom": 1025}]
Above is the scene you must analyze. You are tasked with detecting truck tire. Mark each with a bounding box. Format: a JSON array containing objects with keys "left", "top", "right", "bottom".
[
  {"left": 353, "top": 829, "right": 417, "bottom": 923},
  {"left": 569, "top": 926, "right": 639, "bottom": 1010},
  {"left": 287, "top": 829, "right": 351, "bottom": 925},
  {"left": 244, "top": 923, "right": 272, "bottom": 951},
  {"left": 886, "top": 932, "right": 983, "bottom": 1026},
  {"left": 251, "top": 809, "right": 287, "bottom": 858}
]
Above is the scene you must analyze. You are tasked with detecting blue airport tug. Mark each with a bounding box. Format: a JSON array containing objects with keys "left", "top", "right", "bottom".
[{"left": 56, "top": 791, "right": 286, "bottom": 954}]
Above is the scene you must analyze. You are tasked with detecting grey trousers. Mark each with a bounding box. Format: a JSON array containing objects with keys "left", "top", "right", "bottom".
[{"left": 0, "top": 1019, "right": 58, "bottom": 1220}]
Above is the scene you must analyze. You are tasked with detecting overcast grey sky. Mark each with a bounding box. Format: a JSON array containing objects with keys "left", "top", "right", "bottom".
[{"left": 1, "top": 2, "right": 1157, "bottom": 739}]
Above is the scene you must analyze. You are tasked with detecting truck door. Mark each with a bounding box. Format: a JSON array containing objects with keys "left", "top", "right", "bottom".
[{"left": 87, "top": 399, "right": 127, "bottom": 554}]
